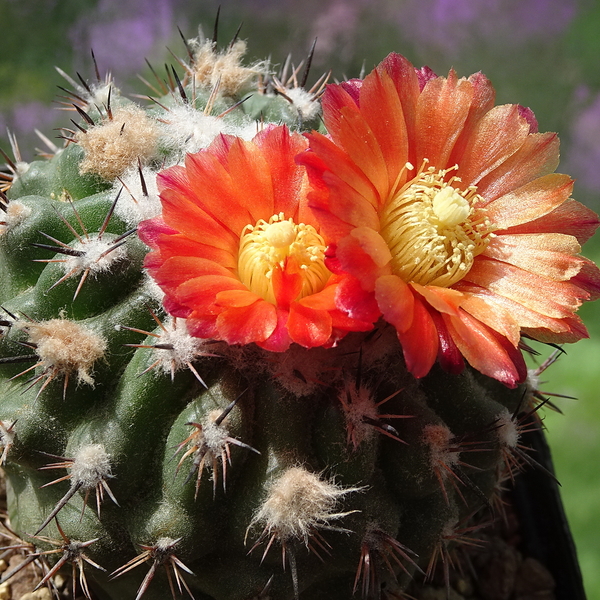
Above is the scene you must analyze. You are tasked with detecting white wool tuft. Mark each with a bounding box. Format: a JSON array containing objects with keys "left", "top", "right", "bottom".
[
  {"left": 159, "top": 104, "right": 259, "bottom": 158},
  {"left": 284, "top": 87, "right": 322, "bottom": 122},
  {"left": 70, "top": 444, "right": 113, "bottom": 489},
  {"left": 113, "top": 165, "right": 162, "bottom": 226},
  {"left": 496, "top": 408, "right": 520, "bottom": 449},
  {"left": 249, "top": 466, "right": 361, "bottom": 544}
]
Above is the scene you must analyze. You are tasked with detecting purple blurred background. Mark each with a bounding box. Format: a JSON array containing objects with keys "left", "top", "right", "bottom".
[{"left": 2, "top": 0, "right": 595, "bottom": 207}]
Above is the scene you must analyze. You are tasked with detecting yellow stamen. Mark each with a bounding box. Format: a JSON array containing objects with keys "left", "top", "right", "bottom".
[
  {"left": 380, "top": 162, "right": 493, "bottom": 288},
  {"left": 237, "top": 213, "right": 330, "bottom": 304}
]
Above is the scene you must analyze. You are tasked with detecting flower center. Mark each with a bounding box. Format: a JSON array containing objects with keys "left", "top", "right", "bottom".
[
  {"left": 380, "top": 161, "right": 493, "bottom": 287},
  {"left": 238, "top": 213, "right": 330, "bottom": 304}
]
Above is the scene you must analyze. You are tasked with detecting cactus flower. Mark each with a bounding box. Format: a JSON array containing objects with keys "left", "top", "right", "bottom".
[
  {"left": 140, "top": 125, "right": 375, "bottom": 352},
  {"left": 299, "top": 53, "right": 600, "bottom": 386}
]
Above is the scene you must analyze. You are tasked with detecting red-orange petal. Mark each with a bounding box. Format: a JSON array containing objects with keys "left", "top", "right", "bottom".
[
  {"left": 483, "top": 233, "right": 584, "bottom": 281},
  {"left": 252, "top": 126, "right": 310, "bottom": 221},
  {"left": 329, "top": 309, "right": 375, "bottom": 333},
  {"left": 256, "top": 309, "right": 292, "bottom": 352},
  {"left": 287, "top": 303, "right": 332, "bottom": 347},
  {"left": 350, "top": 227, "right": 393, "bottom": 268},
  {"left": 396, "top": 295, "right": 439, "bottom": 378},
  {"left": 375, "top": 275, "right": 415, "bottom": 333},
  {"left": 476, "top": 132, "right": 559, "bottom": 203},
  {"left": 342, "top": 109, "right": 392, "bottom": 201},
  {"left": 415, "top": 70, "right": 474, "bottom": 169},
  {"left": 456, "top": 104, "right": 530, "bottom": 187},
  {"left": 153, "top": 256, "right": 233, "bottom": 290},
  {"left": 148, "top": 233, "right": 237, "bottom": 270},
  {"left": 186, "top": 313, "right": 218, "bottom": 338},
  {"left": 428, "top": 309, "right": 465, "bottom": 374},
  {"left": 335, "top": 275, "right": 381, "bottom": 323},
  {"left": 323, "top": 91, "right": 390, "bottom": 204},
  {"left": 411, "top": 283, "right": 464, "bottom": 316},
  {"left": 506, "top": 198, "right": 600, "bottom": 245},
  {"left": 459, "top": 293, "right": 521, "bottom": 346},
  {"left": 138, "top": 216, "right": 177, "bottom": 248},
  {"left": 444, "top": 310, "right": 522, "bottom": 387},
  {"left": 337, "top": 231, "right": 389, "bottom": 292},
  {"left": 298, "top": 282, "right": 336, "bottom": 311},
  {"left": 184, "top": 143, "right": 254, "bottom": 236},
  {"left": 215, "top": 289, "right": 262, "bottom": 308},
  {"left": 175, "top": 275, "right": 245, "bottom": 314},
  {"left": 522, "top": 314, "right": 589, "bottom": 343},
  {"left": 223, "top": 136, "right": 277, "bottom": 224},
  {"left": 570, "top": 258, "right": 600, "bottom": 301},
  {"left": 448, "top": 71, "right": 496, "bottom": 168},
  {"left": 463, "top": 257, "right": 588, "bottom": 319},
  {"left": 216, "top": 300, "right": 278, "bottom": 345},
  {"left": 485, "top": 173, "right": 574, "bottom": 229},
  {"left": 453, "top": 282, "right": 577, "bottom": 335},
  {"left": 378, "top": 53, "right": 422, "bottom": 165},
  {"left": 301, "top": 132, "right": 380, "bottom": 212},
  {"left": 272, "top": 259, "right": 303, "bottom": 308},
  {"left": 358, "top": 68, "right": 409, "bottom": 193}
]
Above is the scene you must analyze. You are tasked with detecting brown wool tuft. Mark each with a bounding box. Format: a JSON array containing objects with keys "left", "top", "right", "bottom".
[
  {"left": 0, "top": 201, "right": 32, "bottom": 235},
  {"left": 17, "top": 318, "right": 107, "bottom": 386},
  {"left": 339, "top": 384, "right": 379, "bottom": 449},
  {"left": 76, "top": 106, "right": 159, "bottom": 180},
  {"left": 422, "top": 424, "right": 458, "bottom": 468},
  {"left": 193, "top": 40, "right": 263, "bottom": 96}
]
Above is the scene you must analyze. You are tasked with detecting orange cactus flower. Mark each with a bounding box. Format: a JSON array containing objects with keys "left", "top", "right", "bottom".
[
  {"left": 299, "top": 53, "right": 600, "bottom": 386},
  {"left": 139, "top": 126, "right": 375, "bottom": 352}
]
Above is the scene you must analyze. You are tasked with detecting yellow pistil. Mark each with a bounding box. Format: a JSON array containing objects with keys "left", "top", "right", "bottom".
[
  {"left": 237, "top": 213, "right": 330, "bottom": 304},
  {"left": 380, "top": 161, "right": 494, "bottom": 287}
]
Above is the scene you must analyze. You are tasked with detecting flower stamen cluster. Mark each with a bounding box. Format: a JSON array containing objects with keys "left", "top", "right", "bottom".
[
  {"left": 238, "top": 212, "right": 329, "bottom": 303},
  {"left": 381, "top": 161, "right": 493, "bottom": 287}
]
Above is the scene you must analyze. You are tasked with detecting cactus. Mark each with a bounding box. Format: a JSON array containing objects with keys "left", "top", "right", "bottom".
[{"left": 0, "top": 24, "right": 599, "bottom": 600}]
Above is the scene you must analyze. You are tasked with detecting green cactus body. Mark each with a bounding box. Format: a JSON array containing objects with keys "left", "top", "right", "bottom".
[
  {"left": 0, "top": 28, "right": 596, "bottom": 600},
  {"left": 0, "top": 288, "right": 524, "bottom": 600},
  {"left": 0, "top": 184, "right": 525, "bottom": 599}
]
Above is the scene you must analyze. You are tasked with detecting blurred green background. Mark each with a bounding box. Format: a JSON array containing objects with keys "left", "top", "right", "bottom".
[{"left": 1, "top": 0, "right": 599, "bottom": 597}]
